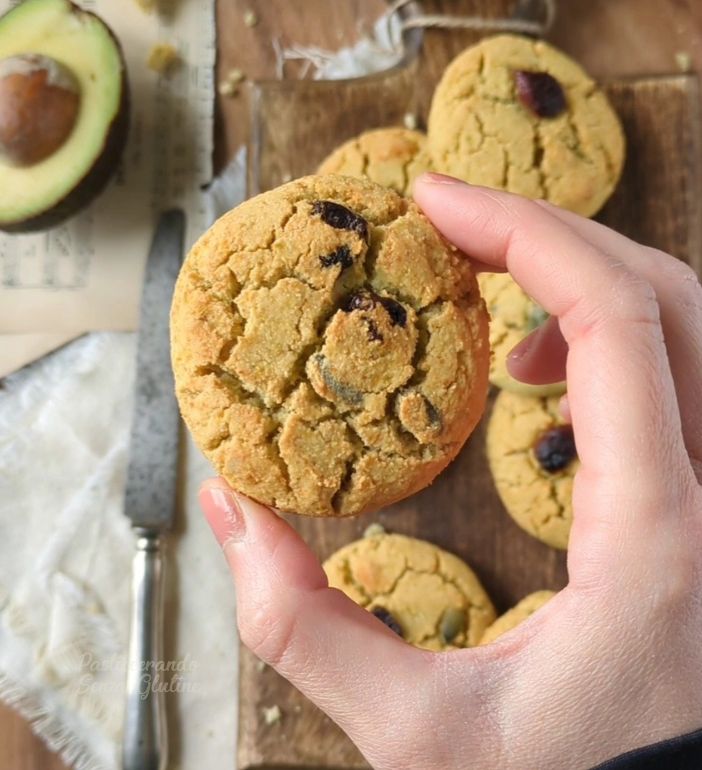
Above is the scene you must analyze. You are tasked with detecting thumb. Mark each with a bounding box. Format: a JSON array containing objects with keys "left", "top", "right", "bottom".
[{"left": 199, "top": 478, "right": 435, "bottom": 761}]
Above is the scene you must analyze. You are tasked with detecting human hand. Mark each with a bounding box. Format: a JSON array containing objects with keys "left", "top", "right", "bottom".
[{"left": 200, "top": 174, "right": 702, "bottom": 770}]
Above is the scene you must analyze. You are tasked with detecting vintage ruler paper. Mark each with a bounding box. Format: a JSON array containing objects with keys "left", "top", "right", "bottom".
[{"left": 0, "top": 0, "right": 215, "bottom": 375}]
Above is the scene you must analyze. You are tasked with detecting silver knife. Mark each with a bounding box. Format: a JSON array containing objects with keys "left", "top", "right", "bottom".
[{"left": 122, "top": 209, "right": 185, "bottom": 770}]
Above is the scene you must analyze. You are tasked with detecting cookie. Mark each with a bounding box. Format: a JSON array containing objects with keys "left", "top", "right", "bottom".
[
  {"left": 317, "top": 127, "right": 432, "bottom": 197},
  {"left": 480, "top": 590, "right": 555, "bottom": 645},
  {"left": 171, "top": 174, "right": 490, "bottom": 517},
  {"left": 487, "top": 390, "right": 579, "bottom": 549},
  {"left": 428, "top": 34, "right": 625, "bottom": 217},
  {"left": 323, "top": 532, "right": 496, "bottom": 650},
  {"left": 478, "top": 272, "right": 565, "bottom": 396}
]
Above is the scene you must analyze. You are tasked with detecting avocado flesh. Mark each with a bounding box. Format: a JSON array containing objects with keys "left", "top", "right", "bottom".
[{"left": 0, "top": 0, "right": 127, "bottom": 231}]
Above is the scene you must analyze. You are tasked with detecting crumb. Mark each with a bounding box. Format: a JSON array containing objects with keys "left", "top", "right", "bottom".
[
  {"left": 218, "top": 67, "right": 246, "bottom": 97},
  {"left": 218, "top": 80, "right": 238, "bottom": 97},
  {"left": 675, "top": 51, "right": 692, "bottom": 72},
  {"left": 403, "top": 112, "right": 418, "bottom": 130},
  {"left": 281, "top": 172, "right": 293, "bottom": 183},
  {"left": 363, "top": 522, "right": 386, "bottom": 538},
  {"left": 244, "top": 9, "right": 259, "bottom": 27},
  {"left": 255, "top": 659, "right": 267, "bottom": 673},
  {"left": 148, "top": 43, "right": 180, "bottom": 74},
  {"left": 262, "top": 704, "right": 282, "bottom": 725}
]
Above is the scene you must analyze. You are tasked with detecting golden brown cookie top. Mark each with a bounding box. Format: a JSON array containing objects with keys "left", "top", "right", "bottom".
[
  {"left": 428, "top": 34, "right": 625, "bottom": 217},
  {"left": 323, "top": 533, "right": 496, "bottom": 650},
  {"left": 171, "top": 175, "right": 489, "bottom": 517},
  {"left": 317, "top": 127, "right": 431, "bottom": 196},
  {"left": 480, "top": 589, "right": 555, "bottom": 645},
  {"left": 478, "top": 272, "right": 565, "bottom": 397},
  {"left": 487, "top": 390, "right": 579, "bottom": 549}
]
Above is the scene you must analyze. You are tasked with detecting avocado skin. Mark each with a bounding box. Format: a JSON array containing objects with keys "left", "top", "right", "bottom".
[{"left": 0, "top": 2, "right": 130, "bottom": 233}]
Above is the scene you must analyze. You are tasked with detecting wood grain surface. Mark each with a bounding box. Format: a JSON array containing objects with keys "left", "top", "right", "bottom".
[{"left": 3, "top": 0, "right": 702, "bottom": 768}]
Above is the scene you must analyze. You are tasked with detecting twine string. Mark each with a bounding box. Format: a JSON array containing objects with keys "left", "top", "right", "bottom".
[{"left": 388, "top": 0, "right": 557, "bottom": 39}]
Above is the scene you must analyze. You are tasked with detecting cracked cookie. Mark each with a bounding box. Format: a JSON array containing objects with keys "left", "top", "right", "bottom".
[
  {"left": 317, "top": 127, "right": 432, "bottom": 197},
  {"left": 427, "top": 34, "right": 625, "bottom": 217},
  {"left": 480, "top": 589, "right": 555, "bottom": 644},
  {"left": 479, "top": 272, "right": 565, "bottom": 396},
  {"left": 487, "top": 390, "right": 579, "bottom": 549},
  {"left": 323, "top": 532, "right": 496, "bottom": 650},
  {"left": 171, "top": 174, "right": 490, "bottom": 517}
]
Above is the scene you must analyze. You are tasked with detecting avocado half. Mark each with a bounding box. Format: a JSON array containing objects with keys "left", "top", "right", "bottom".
[{"left": 0, "top": 0, "right": 129, "bottom": 232}]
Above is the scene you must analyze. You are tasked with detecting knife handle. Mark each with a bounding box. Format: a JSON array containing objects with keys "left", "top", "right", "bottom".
[{"left": 123, "top": 530, "right": 167, "bottom": 770}]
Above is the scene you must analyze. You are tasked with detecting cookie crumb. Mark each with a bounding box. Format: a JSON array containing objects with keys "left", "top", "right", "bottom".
[
  {"left": 403, "top": 112, "right": 418, "bottom": 130},
  {"left": 262, "top": 705, "right": 282, "bottom": 725},
  {"left": 255, "top": 659, "right": 267, "bottom": 673},
  {"left": 244, "top": 9, "right": 259, "bottom": 27},
  {"left": 147, "top": 43, "right": 180, "bottom": 74},
  {"left": 363, "top": 522, "right": 386, "bottom": 538},
  {"left": 675, "top": 51, "right": 692, "bottom": 72},
  {"left": 281, "top": 172, "right": 292, "bottom": 183},
  {"left": 219, "top": 67, "right": 246, "bottom": 97}
]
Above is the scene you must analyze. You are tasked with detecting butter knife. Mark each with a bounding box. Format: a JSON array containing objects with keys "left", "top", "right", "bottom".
[{"left": 122, "top": 209, "right": 184, "bottom": 770}]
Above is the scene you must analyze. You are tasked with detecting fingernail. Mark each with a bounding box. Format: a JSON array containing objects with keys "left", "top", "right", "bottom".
[
  {"left": 200, "top": 481, "right": 246, "bottom": 545},
  {"left": 508, "top": 329, "right": 539, "bottom": 363},
  {"left": 419, "top": 171, "right": 467, "bottom": 186}
]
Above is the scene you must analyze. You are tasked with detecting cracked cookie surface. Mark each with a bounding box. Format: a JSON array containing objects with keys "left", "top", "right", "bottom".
[
  {"left": 480, "top": 589, "right": 555, "bottom": 645},
  {"left": 487, "top": 390, "right": 578, "bottom": 549},
  {"left": 323, "top": 533, "right": 496, "bottom": 650},
  {"left": 479, "top": 272, "right": 565, "bottom": 396},
  {"left": 427, "top": 34, "right": 625, "bottom": 217},
  {"left": 317, "top": 127, "right": 432, "bottom": 197},
  {"left": 171, "top": 175, "right": 489, "bottom": 517}
]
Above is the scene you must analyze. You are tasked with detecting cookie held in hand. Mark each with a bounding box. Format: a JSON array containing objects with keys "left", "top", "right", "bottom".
[{"left": 171, "top": 175, "right": 489, "bottom": 516}]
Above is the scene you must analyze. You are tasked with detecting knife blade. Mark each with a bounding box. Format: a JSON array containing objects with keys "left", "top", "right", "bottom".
[
  {"left": 122, "top": 209, "right": 184, "bottom": 770},
  {"left": 124, "top": 208, "right": 184, "bottom": 531}
]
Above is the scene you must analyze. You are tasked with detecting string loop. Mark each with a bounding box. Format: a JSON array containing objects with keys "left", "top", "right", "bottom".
[{"left": 388, "top": 0, "right": 557, "bottom": 38}]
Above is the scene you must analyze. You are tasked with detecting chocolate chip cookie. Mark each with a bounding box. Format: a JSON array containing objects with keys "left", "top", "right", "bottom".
[
  {"left": 487, "top": 390, "right": 578, "bottom": 549},
  {"left": 480, "top": 589, "right": 555, "bottom": 645},
  {"left": 479, "top": 272, "right": 565, "bottom": 396},
  {"left": 171, "top": 175, "right": 490, "bottom": 517},
  {"left": 428, "top": 34, "right": 625, "bottom": 217},
  {"left": 323, "top": 532, "right": 496, "bottom": 650},
  {"left": 317, "top": 127, "right": 432, "bottom": 196}
]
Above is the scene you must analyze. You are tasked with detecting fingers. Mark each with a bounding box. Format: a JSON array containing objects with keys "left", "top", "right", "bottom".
[
  {"left": 414, "top": 175, "right": 696, "bottom": 519},
  {"left": 199, "top": 478, "right": 435, "bottom": 759},
  {"left": 533, "top": 201, "right": 702, "bottom": 478},
  {"left": 507, "top": 315, "right": 568, "bottom": 385}
]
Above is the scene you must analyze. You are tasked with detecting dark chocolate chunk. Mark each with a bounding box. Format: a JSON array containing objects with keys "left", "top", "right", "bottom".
[
  {"left": 342, "top": 290, "right": 377, "bottom": 313},
  {"left": 533, "top": 424, "right": 577, "bottom": 472},
  {"left": 319, "top": 245, "right": 354, "bottom": 270},
  {"left": 341, "top": 290, "right": 407, "bottom": 328},
  {"left": 514, "top": 70, "right": 567, "bottom": 118},
  {"left": 371, "top": 606, "right": 404, "bottom": 638},
  {"left": 378, "top": 296, "right": 407, "bottom": 328},
  {"left": 312, "top": 200, "right": 369, "bottom": 243},
  {"left": 364, "top": 319, "right": 383, "bottom": 342}
]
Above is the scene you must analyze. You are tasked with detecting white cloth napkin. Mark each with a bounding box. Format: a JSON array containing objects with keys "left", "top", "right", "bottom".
[{"left": 0, "top": 12, "right": 400, "bottom": 770}]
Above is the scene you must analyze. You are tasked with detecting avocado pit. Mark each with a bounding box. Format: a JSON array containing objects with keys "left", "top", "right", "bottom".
[{"left": 0, "top": 53, "right": 80, "bottom": 167}]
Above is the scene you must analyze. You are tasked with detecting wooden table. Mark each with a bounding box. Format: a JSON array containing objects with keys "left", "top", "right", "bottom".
[{"left": 2, "top": 0, "right": 701, "bottom": 767}]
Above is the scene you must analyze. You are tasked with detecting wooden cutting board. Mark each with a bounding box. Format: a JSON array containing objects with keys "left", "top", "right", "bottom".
[{"left": 238, "top": 4, "right": 702, "bottom": 767}]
